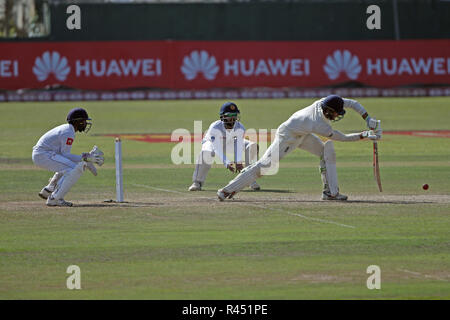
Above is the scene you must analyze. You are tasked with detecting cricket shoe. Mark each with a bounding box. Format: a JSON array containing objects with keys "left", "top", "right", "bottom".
[
  {"left": 188, "top": 181, "right": 202, "bottom": 191},
  {"left": 217, "top": 189, "right": 236, "bottom": 201},
  {"left": 38, "top": 187, "right": 53, "bottom": 200},
  {"left": 249, "top": 181, "right": 261, "bottom": 191},
  {"left": 321, "top": 191, "right": 348, "bottom": 201},
  {"left": 46, "top": 196, "right": 73, "bottom": 207}
]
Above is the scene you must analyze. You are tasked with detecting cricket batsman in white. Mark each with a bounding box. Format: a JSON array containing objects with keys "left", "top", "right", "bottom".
[
  {"left": 189, "top": 101, "right": 261, "bottom": 191},
  {"left": 217, "top": 95, "right": 382, "bottom": 201},
  {"left": 32, "top": 107, "right": 104, "bottom": 207}
]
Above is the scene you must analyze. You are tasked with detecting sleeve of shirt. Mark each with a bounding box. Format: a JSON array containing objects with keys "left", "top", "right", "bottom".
[
  {"left": 60, "top": 134, "right": 82, "bottom": 162},
  {"left": 203, "top": 124, "right": 211, "bottom": 142},
  {"left": 343, "top": 98, "right": 367, "bottom": 116},
  {"left": 212, "top": 138, "right": 230, "bottom": 167},
  {"left": 235, "top": 123, "right": 246, "bottom": 163},
  {"left": 328, "top": 129, "right": 361, "bottom": 142},
  {"left": 207, "top": 122, "right": 230, "bottom": 167},
  {"left": 203, "top": 122, "right": 218, "bottom": 143},
  {"left": 315, "top": 120, "right": 334, "bottom": 138}
]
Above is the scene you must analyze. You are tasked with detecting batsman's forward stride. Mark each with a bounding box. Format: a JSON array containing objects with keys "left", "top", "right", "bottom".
[
  {"left": 31, "top": 108, "right": 105, "bottom": 207},
  {"left": 217, "top": 95, "right": 383, "bottom": 201}
]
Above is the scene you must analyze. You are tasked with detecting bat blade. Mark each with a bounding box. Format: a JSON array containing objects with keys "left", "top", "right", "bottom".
[{"left": 373, "top": 141, "right": 383, "bottom": 192}]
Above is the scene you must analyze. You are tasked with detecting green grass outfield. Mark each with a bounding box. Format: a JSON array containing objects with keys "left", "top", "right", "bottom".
[{"left": 0, "top": 97, "right": 449, "bottom": 299}]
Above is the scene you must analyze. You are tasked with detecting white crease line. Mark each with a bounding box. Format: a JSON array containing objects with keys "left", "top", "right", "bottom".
[
  {"left": 247, "top": 202, "right": 356, "bottom": 229},
  {"left": 397, "top": 269, "right": 449, "bottom": 282},
  {"left": 133, "top": 184, "right": 191, "bottom": 196},
  {"left": 132, "top": 183, "right": 356, "bottom": 229}
]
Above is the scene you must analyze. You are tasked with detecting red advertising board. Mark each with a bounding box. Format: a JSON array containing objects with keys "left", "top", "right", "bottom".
[{"left": 1, "top": 40, "right": 449, "bottom": 90}]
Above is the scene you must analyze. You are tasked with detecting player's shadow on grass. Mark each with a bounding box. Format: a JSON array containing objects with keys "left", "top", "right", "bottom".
[
  {"left": 239, "top": 199, "right": 434, "bottom": 204},
  {"left": 240, "top": 189, "right": 295, "bottom": 193},
  {"left": 75, "top": 202, "right": 163, "bottom": 208},
  {"left": 345, "top": 200, "right": 434, "bottom": 204}
]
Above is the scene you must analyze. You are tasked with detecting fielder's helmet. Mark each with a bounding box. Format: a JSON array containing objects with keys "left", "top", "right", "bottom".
[
  {"left": 321, "top": 95, "right": 346, "bottom": 121},
  {"left": 67, "top": 107, "right": 92, "bottom": 132},
  {"left": 220, "top": 101, "right": 240, "bottom": 116},
  {"left": 219, "top": 102, "right": 240, "bottom": 128}
]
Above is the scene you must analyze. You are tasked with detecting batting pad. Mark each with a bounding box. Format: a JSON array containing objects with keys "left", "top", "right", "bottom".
[
  {"left": 47, "top": 171, "right": 65, "bottom": 190},
  {"left": 52, "top": 161, "right": 85, "bottom": 200},
  {"left": 319, "top": 157, "right": 328, "bottom": 191},
  {"left": 223, "top": 163, "right": 259, "bottom": 193},
  {"left": 323, "top": 141, "right": 339, "bottom": 195}
]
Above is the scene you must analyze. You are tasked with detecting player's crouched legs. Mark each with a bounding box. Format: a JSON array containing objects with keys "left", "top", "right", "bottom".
[
  {"left": 32, "top": 152, "right": 74, "bottom": 200},
  {"left": 47, "top": 162, "right": 86, "bottom": 207},
  {"left": 189, "top": 150, "right": 214, "bottom": 191},
  {"left": 39, "top": 172, "right": 64, "bottom": 199}
]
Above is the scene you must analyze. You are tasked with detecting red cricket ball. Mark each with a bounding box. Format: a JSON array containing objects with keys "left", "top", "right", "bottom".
[{"left": 422, "top": 184, "right": 429, "bottom": 190}]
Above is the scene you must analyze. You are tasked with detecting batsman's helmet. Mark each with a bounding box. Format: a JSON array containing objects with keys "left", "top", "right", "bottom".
[
  {"left": 67, "top": 107, "right": 92, "bottom": 133},
  {"left": 321, "top": 95, "right": 346, "bottom": 122},
  {"left": 219, "top": 102, "right": 240, "bottom": 128}
]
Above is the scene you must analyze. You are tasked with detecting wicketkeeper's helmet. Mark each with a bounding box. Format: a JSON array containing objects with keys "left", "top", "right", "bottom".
[
  {"left": 219, "top": 102, "right": 240, "bottom": 128},
  {"left": 321, "top": 95, "right": 346, "bottom": 122},
  {"left": 67, "top": 107, "right": 92, "bottom": 133}
]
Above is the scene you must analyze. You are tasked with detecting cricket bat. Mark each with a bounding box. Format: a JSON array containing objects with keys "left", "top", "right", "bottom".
[
  {"left": 370, "top": 119, "right": 382, "bottom": 192},
  {"left": 373, "top": 141, "right": 382, "bottom": 192}
]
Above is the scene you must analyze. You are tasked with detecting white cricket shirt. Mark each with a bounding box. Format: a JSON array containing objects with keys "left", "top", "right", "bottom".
[{"left": 32, "top": 124, "right": 82, "bottom": 162}]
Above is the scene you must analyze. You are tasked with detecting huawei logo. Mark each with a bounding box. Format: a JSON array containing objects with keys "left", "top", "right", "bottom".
[
  {"left": 181, "top": 50, "right": 219, "bottom": 81},
  {"left": 33, "top": 51, "right": 71, "bottom": 82},
  {"left": 323, "top": 50, "right": 361, "bottom": 80}
]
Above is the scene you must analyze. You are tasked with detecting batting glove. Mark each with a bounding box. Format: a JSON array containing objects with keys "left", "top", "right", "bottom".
[
  {"left": 374, "top": 128, "right": 383, "bottom": 140},
  {"left": 366, "top": 116, "right": 379, "bottom": 130},
  {"left": 361, "top": 129, "right": 382, "bottom": 141}
]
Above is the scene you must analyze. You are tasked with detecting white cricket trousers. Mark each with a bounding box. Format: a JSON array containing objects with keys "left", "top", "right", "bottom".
[
  {"left": 192, "top": 139, "right": 258, "bottom": 183},
  {"left": 32, "top": 150, "right": 78, "bottom": 172},
  {"left": 222, "top": 130, "right": 325, "bottom": 193},
  {"left": 259, "top": 131, "right": 324, "bottom": 169}
]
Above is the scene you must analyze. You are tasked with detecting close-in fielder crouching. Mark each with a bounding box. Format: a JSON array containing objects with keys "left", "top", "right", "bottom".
[
  {"left": 189, "top": 102, "right": 260, "bottom": 191},
  {"left": 32, "top": 108, "right": 104, "bottom": 207},
  {"left": 217, "top": 95, "right": 383, "bottom": 201},
  {"left": 191, "top": 138, "right": 259, "bottom": 190}
]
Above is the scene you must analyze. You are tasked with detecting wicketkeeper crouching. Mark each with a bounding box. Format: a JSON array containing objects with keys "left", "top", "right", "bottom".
[{"left": 32, "top": 107, "right": 104, "bottom": 207}]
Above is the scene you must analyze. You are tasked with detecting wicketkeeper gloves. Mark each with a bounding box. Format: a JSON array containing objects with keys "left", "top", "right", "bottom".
[{"left": 82, "top": 145, "right": 105, "bottom": 166}]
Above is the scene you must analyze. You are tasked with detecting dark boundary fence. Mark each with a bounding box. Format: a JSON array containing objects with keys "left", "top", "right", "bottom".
[
  {"left": 48, "top": 1, "right": 450, "bottom": 41},
  {"left": 2, "top": 87, "right": 450, "bottom": 102}
]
